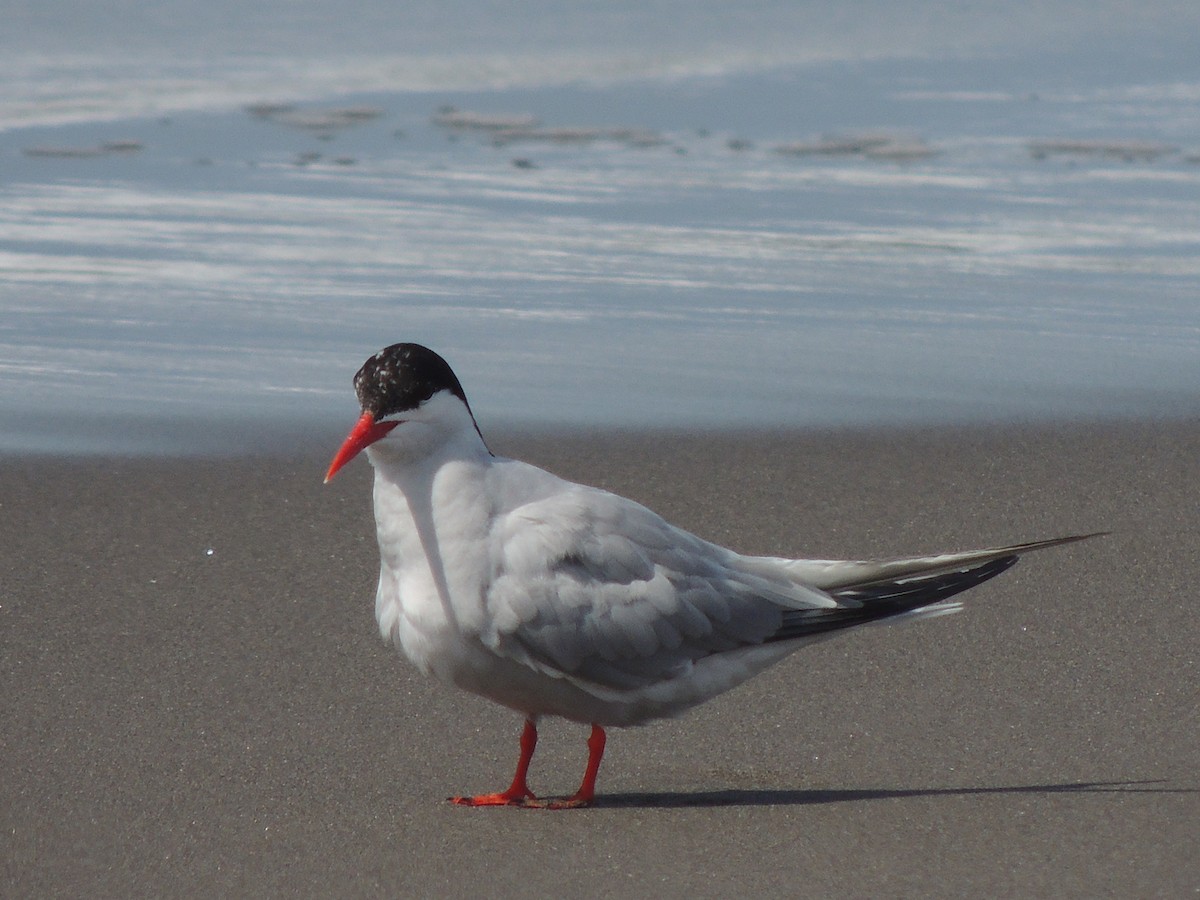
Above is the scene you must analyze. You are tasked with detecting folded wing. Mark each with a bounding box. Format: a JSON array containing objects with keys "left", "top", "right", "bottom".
[
  {"left": 484, "top": 487, "right": 835, "bottom": 691},
  {"left": 484, "top": 489, "right": 1102, "bottom": 692}
]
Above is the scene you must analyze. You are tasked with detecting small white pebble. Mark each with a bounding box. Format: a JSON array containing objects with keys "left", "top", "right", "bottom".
[{"left": 205, "top": 548, "right": 214, "bottom": 556}]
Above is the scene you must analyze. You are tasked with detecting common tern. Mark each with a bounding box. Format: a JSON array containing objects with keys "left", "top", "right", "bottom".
[{"left": 325, "top": 342, "right": 1099, "bottom": 808}]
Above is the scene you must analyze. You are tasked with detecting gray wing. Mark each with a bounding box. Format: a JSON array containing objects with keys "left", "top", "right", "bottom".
[{"left": 483, "top": 486, "right": 836, "bottom": 692}]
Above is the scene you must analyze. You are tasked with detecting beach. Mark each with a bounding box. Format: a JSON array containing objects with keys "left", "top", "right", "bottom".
[
  {"left": 4, "top": 1, "right": 1198, "bottom": 893},
  {"left": 2, "top": 421, "right": 1196, "bottom": 896}
]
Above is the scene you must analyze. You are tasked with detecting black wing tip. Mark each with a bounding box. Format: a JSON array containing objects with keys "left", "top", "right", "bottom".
[
  {"left": 770, "top": 555, "right": 1020, "bottom": 642},
  {"left": 1007, "top": 531, "right": 1110, "bottom": 554},
  {"left": 766, "top": 531, "right": 1106, "bottom": 644}
]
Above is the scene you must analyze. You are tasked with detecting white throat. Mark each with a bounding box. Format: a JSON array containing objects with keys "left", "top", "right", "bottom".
[{"left": 364, "top": 390, "right": 491, "bottom": 477}]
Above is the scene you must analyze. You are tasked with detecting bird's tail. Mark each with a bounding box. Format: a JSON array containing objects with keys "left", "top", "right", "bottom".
[{"left": 768, "top": 533, "right": 1104, "bottom": 642}]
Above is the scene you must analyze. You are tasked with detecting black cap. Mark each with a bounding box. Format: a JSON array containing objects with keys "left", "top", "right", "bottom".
[{"left": 353, "top": 343, "right": 469, "bottom": 420}]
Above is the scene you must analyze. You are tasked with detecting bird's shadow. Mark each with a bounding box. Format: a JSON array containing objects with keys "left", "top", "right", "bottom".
[{"left": 596, "top": 779, "right": 1193, "bottom": 809}]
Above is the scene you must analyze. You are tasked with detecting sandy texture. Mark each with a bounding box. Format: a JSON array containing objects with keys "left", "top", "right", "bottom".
[{"left": 2, "top": 422, "right": 1196, "bottom": 896}]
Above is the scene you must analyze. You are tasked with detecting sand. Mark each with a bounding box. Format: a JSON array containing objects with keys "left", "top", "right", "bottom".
[{"left": 2, "top": 421, "right": 1197, "bottom": 896}]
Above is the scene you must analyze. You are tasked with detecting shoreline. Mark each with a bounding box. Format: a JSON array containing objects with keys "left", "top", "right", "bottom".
[
  {"left": 5, "top": 408, "right": 1200, "bottom": 460},
  {"left": 3, "top": 419, "right": 1197, "bottom": 895}
]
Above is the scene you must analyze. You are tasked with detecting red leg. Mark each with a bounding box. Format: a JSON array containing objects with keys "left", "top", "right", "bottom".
[
  {"left": 546, "top": 724, "right": 606, "bottom": 809},
  {"left": 450, "top": 719, "right": 539, "bottom": 807}
]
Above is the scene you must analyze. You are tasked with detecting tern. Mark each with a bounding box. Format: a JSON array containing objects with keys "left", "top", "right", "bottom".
[{"left": 325, "top": 342, "right": 1098, "bottom": 808}]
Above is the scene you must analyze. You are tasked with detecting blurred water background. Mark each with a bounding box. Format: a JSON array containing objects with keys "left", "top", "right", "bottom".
[{"left": 2, "top": 1, "right": 1199, "bottom": 454}]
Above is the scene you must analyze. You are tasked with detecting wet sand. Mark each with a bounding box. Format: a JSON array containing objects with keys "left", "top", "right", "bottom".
[{"left": 2, "top": 422, "right": 1196, "bottom": 896}]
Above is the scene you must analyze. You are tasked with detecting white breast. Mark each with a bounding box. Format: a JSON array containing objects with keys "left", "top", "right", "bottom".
[{"left": 368, "top": 441, "right": 566, "bottom": 684}]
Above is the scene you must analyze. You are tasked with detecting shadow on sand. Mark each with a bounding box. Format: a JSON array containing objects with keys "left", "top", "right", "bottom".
[{"left": 595, "top": 779, "right": 1193, "bottom": 809}]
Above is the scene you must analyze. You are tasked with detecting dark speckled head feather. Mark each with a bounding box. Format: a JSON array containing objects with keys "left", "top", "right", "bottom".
[{"left": 353, "top": 343, "right": 470, "bottom": 420}]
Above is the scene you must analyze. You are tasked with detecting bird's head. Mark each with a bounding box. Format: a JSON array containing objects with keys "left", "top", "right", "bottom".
[{"left": 324, "top": 343, "right": 483, "bottom": 482}]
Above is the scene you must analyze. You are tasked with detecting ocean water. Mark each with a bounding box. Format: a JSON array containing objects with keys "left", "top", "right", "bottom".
[{"left": 2, "top": 1, "right": 1199, "bottom": 454}]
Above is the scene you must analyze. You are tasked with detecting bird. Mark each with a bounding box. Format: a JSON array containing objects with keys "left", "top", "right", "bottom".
[{"left": 324, "top": 342, "right": 1100, "bottom": 809}]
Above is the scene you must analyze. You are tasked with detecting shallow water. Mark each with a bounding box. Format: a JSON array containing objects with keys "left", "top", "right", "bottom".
[{"left": 2, "top": 2, "right": 1199, "bottom": 454}]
